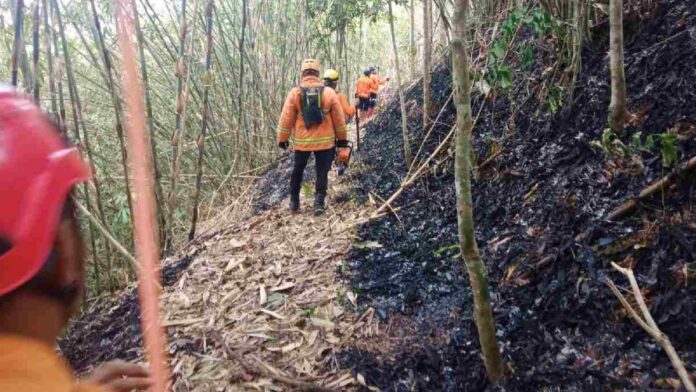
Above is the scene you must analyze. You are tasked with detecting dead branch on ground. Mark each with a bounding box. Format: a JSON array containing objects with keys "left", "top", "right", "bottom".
[{"left": 605, "top": 262, "right": 696, "bottom": 392}]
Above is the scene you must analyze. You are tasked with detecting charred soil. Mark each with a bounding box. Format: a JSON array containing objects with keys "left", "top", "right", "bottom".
[{"left": 340, "top": 0, "right": 696, "bottom": 390}]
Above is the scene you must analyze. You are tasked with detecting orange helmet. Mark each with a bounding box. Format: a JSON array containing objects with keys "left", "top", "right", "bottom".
[
  {"left": 300, "top": 58, "right": 320, "bottom": 73},
  {"left": 0, "top": 86, "right": 91, "bottom": 296}
]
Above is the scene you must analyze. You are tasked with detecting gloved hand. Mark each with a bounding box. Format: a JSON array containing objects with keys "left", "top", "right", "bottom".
[
  {"left": 279, "top": 141, "right": 289, "bottom": 150},
  {"left": 336, "top": 140, "right": 349, "bottom": 148}
]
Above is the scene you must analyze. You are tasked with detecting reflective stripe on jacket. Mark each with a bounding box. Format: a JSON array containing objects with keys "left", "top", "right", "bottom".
[
  {"left": 355, "top": 76, "right": 373, "bottom": 99},
  {"left": 277, "top": 76, "right": 347, "bottom": 151}
]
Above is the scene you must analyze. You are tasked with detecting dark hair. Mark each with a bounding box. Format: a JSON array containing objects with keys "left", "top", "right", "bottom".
[
  {"left": 302, "top": 69, "right": 320, "bottom": 78},
  {"left": 0, "top": 236, "right": 11, "bottom": 256}
]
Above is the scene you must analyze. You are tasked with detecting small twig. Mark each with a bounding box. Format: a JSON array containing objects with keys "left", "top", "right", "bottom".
[{"left": 606, "top": 263, "right": 696, "bottom": 392}]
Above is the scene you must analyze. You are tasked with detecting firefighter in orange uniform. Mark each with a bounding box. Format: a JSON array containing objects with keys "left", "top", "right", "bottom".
[
  {"left": 369, "top": 65, "right": 389, "bottom": 116},
  {"left": 323, "top": 69, "right": 355, "bottom": 120},
  {"left": 355, "top": 68, "right": 374, "bottom": 121},
  {"left": 276, "top": 59, "right": 348, "bottom": 215},
  {"left": 0, "top": 86, "right": 152, "bottom": 392}
]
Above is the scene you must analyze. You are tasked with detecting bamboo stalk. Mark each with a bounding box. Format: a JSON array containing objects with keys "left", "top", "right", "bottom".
[
  {"left": 189, "top": 0, "right": 215, "bottom": 241},
  {"left": 85, "top": 0, "right": 136, "bottom": 254},
  {"left": 31, "top": 1, "right": 40, "bottom": 102},
  {"left": 165, "top": 0, "right": 200, "bottom": 254},
  {"left": 423, "top": 0, "right": 433, "bottom": 128},
  {"left": 11, "top": 0, "right": 24, "bottom": 87},
  {"left": 388, "top": 0, "right": 413, "bottom": 166},
  {"left": 74, "top": 198, "right": 138, "bottom": 269},
  {"left": 132, "top": 0, "right": 167, "bottom": 248},
  {"left": 42, "top": 0, "right": 57, "bottom": 116}
]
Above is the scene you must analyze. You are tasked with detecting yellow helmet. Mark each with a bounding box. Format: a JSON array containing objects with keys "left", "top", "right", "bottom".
[
  {"left": 323, "top": 69, "right": 339, "bottom": 82},
  {"left": 300, "top": 58, "right": 321, "bottom": 73}
]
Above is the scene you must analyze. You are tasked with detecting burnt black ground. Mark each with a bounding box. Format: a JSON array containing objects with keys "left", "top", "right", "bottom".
[
  {"left": 60, "top": 235, "right": 212, "bottom": 372},
  {"left": 339, "top": 0, "right": 696, "bottom": 390}
]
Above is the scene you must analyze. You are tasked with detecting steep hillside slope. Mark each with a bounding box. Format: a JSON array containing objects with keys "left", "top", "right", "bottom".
[{"left": 340, "top": 0, "right": 695, "bottom": 390}]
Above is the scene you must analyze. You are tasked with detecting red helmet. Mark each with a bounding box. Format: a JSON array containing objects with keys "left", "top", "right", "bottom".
[{"left": 0, "top": 86, "right": 91, "bottom": 296}]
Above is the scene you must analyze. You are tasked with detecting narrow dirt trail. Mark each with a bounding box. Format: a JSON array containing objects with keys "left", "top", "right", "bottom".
[{"left": 161, "top": 165, "right": 386, "bottom": 390}]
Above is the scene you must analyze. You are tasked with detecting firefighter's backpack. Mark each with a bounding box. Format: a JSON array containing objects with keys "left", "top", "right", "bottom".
[{"left": 300, "top": 86, "right": 324, "bottom": 128}]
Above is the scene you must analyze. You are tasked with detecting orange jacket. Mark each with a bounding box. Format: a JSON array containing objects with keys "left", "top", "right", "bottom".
[
  {"left": 355, "top": 76, "right": 373, "bottom": 99},
  {"left": 277, "top": 76, "right": 347, "bottom": 151},
  {"left": 337, "top": 92, "right": 355, "bottom": 118},
  {"left": 369, "top": 74, "right": 387, "bottom": 94},
  {"left": 0, "top": 335, "right": 106, "bottom": 392}
]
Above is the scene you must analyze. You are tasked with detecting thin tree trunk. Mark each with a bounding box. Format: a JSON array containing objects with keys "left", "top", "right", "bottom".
[
  {"left": 452, "top": 0, "right": 506, "bottom": 381},
  {"left": 568, "top": 0, "right": 583, "bottom": 104},
  {"left": 31, "top": 1, "right": 40, "bottom": 102},
  {"left": 166, "top": 0, "right": 199, "bottom": 254},
  {"left": 608, "top": 0, "right": 627, "bottom": 134},
  {"left": 132, "top": 0, "right": 166, "bottom": 249},
  {"left": 388, "top": 0, "right": 412, "bottom": 166},
  {"left": 165, "top": 0, "right": 189, "bottom": 254},
  {"left": 49, "top": 0, "right": 66, "bottom": 125},
  {"left": 86, "top": 0, "right": 136, "bottom": 257},
  {"left": 42, "top": 0, "right": 57, "bottom": 116},
  {"left": 238, "top": 0, "right": 247, "bottom": 150},
  {"left": 410, "top": 0, "right": 417, "bottom": 80},
  {"left": 54, "top": 0, "right": 114, "bottom": 291},
  {"left": 189, "top": 0, "right": 215, "bottom": 241},
  {"left": 423, "top": 0, "right": 433, "bottom": 129},
  {"left": 11, "top": 0, "right": 24, "bottom": 87}
]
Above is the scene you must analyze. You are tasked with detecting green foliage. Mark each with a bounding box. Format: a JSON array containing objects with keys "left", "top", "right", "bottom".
[
  {"left": 301, "top": 182, "right": 314, "bottom": 198},
  {"left": 546, "top": 86, "right": 563, "bottom": 114},
  {"left": 525, "top": 9, "right": 555, "bottom": 37},
  {"left": 659, "top": 133, "right": 679, "bottom": 167},
  {"left": 592, "top": 128, "right": 629, "bottom": 156},
  {"left": 434, "top": 244, "right": 459, "bottom": 258},
  {"left": 485, "top": 7, "right": 563, "bottom": 91},
  {"left": 591, "top": 129, "right": 679, "bottom": 169},
  {"left": 520, "top": 44, "right": 534, "bottom": 70},
  {"left": 488, "top": 63, "right": 513, "bottom": 90}
]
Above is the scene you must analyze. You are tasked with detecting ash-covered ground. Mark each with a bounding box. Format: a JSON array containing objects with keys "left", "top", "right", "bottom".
[{"left": 339, "top": 0, "right": 696, "bottom": 390}]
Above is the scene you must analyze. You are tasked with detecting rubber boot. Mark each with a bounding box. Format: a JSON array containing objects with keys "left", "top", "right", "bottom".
[
  {"left": 289, "top": 194, "right": 300, "bottom": 213},
  {"left": 313, "top": 193, "right": 326, "bottom": 216}
]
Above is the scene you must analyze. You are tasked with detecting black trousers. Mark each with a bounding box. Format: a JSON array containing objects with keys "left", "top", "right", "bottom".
[
  {"left": 369, "top": 92, "right": 378, "bottom": 108},
  {"left": 358, "top": 97, "right": 370, "bottom": 111},
  {"left": 290, "top": 148, "right": 335, "bottom": 197}
]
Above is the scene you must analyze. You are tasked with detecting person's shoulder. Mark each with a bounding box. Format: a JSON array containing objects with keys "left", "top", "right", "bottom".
[{"left": 322, "top": 86, "right": 338, "bottom": 99}]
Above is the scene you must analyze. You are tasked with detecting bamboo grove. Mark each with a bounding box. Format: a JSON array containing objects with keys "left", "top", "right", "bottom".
[
  {"left": 0, "top": 0, "right": 421, "bottom": 294},
  {"left": 0, "top": 0, "right": 609, "bottom": 301}
]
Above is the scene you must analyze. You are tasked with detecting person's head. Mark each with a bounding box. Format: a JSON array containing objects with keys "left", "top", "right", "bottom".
[
  {"left": 323, "top": 69, "right": 339, "bottom": 89},
  {"left": 0, "top": 86, "right": 91, "bottom": 341},
  {"left": 363, "top": 67, "right": 373, "bottom": 77},
  {"left": 300, "top": 58, "right": 321, "bottom": 78}
]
